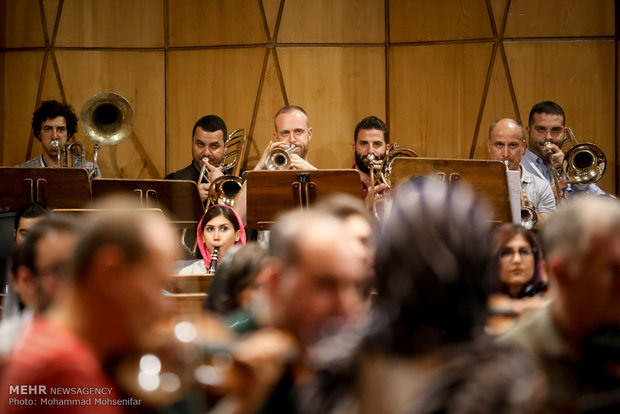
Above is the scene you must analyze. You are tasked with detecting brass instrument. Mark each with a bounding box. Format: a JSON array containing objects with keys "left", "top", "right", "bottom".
[
  {"left": 379, "top": 142, "right": 418, "bottom": 187},
  {"left": 197, "top": 156, "right": 209, "bottom": 185},
  {"left": 265, "top": 145, "right": 298, "bottom": 170},
  {"left": 203, "top": 129, "right": 248, "bottom": 209},
  {"left": 503, "top": 160, "right": 537, "bottom": 229},
  {"left": 545, "top": 127, "right": 606, "bottom": 203},
  {"left": 367, "top": 154, "right": 379, "bottom": 220},
  {"left": 53, "top": 139, "right": 87, "bottom": 169},
  {"left": 80, "top": 92, "right": 134, "bottom": 178}
]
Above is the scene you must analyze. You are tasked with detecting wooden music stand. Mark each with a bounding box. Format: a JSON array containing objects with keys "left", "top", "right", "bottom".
[
  {"left": 246, "top": 169, "right": 364, "bottom": 229},
  {"left": 390, "top": 158, "right": 512, "bottom": 223},
  {"left": 91, "top": 178, "right": 203, "bottom": 224},
  {"left": 0, "top": 167, "right": 91, "bottom": 211}
]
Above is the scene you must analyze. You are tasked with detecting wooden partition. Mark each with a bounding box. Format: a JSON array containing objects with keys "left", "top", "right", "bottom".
[{"left": 0, "top": 0, "right": 617, "bottom": 194}]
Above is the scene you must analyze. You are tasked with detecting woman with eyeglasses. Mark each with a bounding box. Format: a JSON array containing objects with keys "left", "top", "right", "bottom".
[{"left": 492, "top": 223, "right": 546, "bottom": 298}]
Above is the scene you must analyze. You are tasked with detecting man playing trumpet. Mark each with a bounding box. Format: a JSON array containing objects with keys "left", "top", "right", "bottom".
[
  {"left": 235, "top": 105, "right": 317, "bottom": 224},
  {"left": 165, "top": 114, "right": 229, "bottom": 203},
  {"left": 487, "top": 118, "right": 555, "bottom": 229}
]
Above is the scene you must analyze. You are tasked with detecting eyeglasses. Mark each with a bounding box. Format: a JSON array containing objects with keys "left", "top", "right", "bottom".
[{"left": 499, "top": 247, "right": 534, "bottom": 261}]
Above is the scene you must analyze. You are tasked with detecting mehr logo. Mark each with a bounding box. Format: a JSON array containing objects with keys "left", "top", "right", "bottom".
[{"left": 9, "top": 385, "right": 47, "bottom": 395}]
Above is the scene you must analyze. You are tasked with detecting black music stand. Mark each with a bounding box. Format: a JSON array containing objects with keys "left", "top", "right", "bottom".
[
  {"left": 246, "top": 169, "right": 364, "bottom": 229},
  {"left": 0, "top": 167, "right": 92, "bottom": 211},
  {"left": 390, "top": 158, "right": 512, "bottom": 223}
]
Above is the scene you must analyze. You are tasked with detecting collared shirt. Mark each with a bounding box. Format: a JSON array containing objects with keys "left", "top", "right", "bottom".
[
  {"left": 16, "top": 155, "right": 101, "bottom": 178},
  {"left": 521, "top": 167, "right": 555, "bottom": 214},
  {"left": 521, "top": 149, "right": 605, "bottom": 198}
]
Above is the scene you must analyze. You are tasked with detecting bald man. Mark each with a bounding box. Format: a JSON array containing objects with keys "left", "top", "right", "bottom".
[{"left": 488, "top": 118, "right": 555, "bottom": 228}]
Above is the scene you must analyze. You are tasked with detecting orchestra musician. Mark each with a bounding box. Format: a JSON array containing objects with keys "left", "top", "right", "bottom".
[
  {"left": 165, "top": 114, "right": 229, "bottom": 203},
  {"left": 522, "top": 101, "right": 607, "bottom": 199},
  {"left": 17, "top": 100, "right": 101, "bottom": 178},
  {"left": 234, "top": 105, "right": 317, "bottom": 225},
  {"left": 352, "top": 116, "right": 391, "bottom": 216},
  {"left": 487, "top": 118, "right": 555, "bottom": 229}
]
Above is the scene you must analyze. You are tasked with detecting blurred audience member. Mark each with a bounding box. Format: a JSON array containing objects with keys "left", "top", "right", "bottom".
[
  {"left": 0, "top": 204, "right": 179, "bottom": 412},
  {"left": 0, "top": 215, "right": 77, "bottom": 357},
  {"left": 301, "top": 179, "right": 542, "bottom": 414},
  {"left": 204, "top": 242, "right": 268, "bottom": 317},
  {"left": 501, "top": 197, "right": 620, "bottom": 412}
]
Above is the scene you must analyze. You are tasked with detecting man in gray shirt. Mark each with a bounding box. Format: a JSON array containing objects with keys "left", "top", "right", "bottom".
[{"left": 17, "top": 100, "right": 100, "bottom": 178}]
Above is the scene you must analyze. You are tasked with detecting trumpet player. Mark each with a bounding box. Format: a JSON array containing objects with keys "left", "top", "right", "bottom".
[
  {"left": 352, "top": 116, "right": 391, "bottom": 215},
  {"left": 488, "top": 118, "right": 555, "bottom": 229},
  {"left": 522, "top": 101, "right": 607, "bottom": 199},
  {"left": 235, "top": 106, "right": 317, "bottom": 224},
  {"left": 165, "top": 114, "right": 228, "bottom": 203},
  {"left": 17, "top": 100, "right": 101, "bottom": 177}
]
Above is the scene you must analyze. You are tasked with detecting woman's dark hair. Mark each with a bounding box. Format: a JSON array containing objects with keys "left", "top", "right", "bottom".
[
  {"left": 366, "top": 178, "right": 497, "bottom": 355},
  {"left": 491, "top": 223, "right": 543, "bottom": 297},
  {"left": 204, "top": 243, "right": 268, "bottom": 315},
  {"left": 201, "top": 205, "right": 239, "bottom": 233}
]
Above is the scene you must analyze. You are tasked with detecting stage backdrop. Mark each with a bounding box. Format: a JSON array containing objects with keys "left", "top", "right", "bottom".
[{"left": 0, "top": 0, "right": 617, "bottom": 194}]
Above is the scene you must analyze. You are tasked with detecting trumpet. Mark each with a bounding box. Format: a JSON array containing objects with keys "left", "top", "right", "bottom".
[
  {"left": 265, "top": 145, "right": 298, "bottom": 170},
  {"left": 520, "top": 192, "right": 538, "bottom": 230},
  {"left": 367, "top": 154, "right": 380, "bottom": 220}
]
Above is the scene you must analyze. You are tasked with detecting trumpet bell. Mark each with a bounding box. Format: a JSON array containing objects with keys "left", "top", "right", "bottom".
[
  {"left": 380, "top": 145, "right": 418, "bottom": 187},
  {"left": 563, "top": 143, "right": 606, "bottom": 185},
  {"left": 266, "top": 148, "right": 292, "bottom": 170},
  {"left": 520, "top": 207, "right": 538, "bottom": 230},
  {"left": 207, "top": 176, "right": 243, "bottom": 207},
  {"left": 81, "top": 92, "right": 134, "bottom": 147}
]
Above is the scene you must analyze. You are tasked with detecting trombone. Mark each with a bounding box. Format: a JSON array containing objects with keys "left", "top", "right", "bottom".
[{"left": 545, "top": 127, "right": 607, "bottom": 203}]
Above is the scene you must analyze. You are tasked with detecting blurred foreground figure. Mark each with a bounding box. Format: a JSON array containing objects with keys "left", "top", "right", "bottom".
[
  {"left": 501, "top": 197, "right": 620, "bottom": 413},
  {"left": 0, "top": 203, "right": 178, "bottom": 413},
  {"left": 301, "top": 179, "right": 543, "bottom": 414}
]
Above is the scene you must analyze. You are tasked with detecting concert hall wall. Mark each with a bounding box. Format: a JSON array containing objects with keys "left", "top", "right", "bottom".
[{"left": 0, "top": 0, "right": 617, "bottom": 194}]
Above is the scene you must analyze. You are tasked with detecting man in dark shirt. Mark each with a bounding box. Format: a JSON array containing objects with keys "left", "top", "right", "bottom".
[{"left": 166, "top": 115, "right": 228, "bottom": 203}]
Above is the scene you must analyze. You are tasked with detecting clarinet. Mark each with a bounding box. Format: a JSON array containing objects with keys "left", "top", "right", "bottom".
[{"left": 208, "top": 247, "right": 220, "bottom": 273}]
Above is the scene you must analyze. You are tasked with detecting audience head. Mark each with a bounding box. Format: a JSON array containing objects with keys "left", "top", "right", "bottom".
[
  {"left": 491, "top": 223, "right": 543, "bottom": 298},
  {"left": 542, "top": 197, "right": 620, "bottom": 339},
  {"left": 16, "top": 215, "right": 78, "bottom": 312},
  {"left": 205, "top": 243, "right": 269, "bottom": 315},
  {"left": 72, "top": 200, "right": 179, "bottom": 350},
  {"left": 367, "top": 178, "right": 496, "bottom": 355},
  {"left": 13, "top": 202, "right": 50, "bottom": 245},
  {"left": 264, "top": 208, "right": 370, "bottom": 344}
]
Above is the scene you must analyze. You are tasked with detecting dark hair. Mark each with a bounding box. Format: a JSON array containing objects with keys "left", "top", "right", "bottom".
[
  {"left": 528, "top": 101, "right": 565, "bottom": 127},
  {"left": 204, "top": 243, "right": 268, "bottom": 315},
  {"left": 201, "top": 205, "right": 240, "bottom": 234},
  {"left": 14, "top": 202, "right": 49, "bottom": 231},
  {"left": 192, "top": 115, "right": 227, "bottom": 142},
  {"left": 491, "top": 223, "right": 543, "bottom": 297},
  {"left": 32, "top": 100, "right": 78, "bottom": 140},
  {"left": 354, "top": 116, "right": 389, "bottom": 145},
  {"left": 21, "top": 215, "right": 78, "bottom": 276},
  {"left": 366, "top": 178, "right": 496, "bottom": 355},
  {"left": 274, "top": 105, "right": 310, "bottom": 129}
]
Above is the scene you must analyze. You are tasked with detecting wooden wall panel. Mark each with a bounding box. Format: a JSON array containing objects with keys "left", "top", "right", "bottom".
[
  {"left": 0, "top": 0, "right": 45, "bottom": 48},
  {"left": 505, "top": 40, "right": 615, "bottom": 193},
  {"left": 390, "top": 0, "right": 492, "bottom": 42},
  {"left": 167, "top": 48, "right": 265, "bottom": 174},
  {"left": 246, "top": 51, "right": 287, "bottom": 169},
  {"left": 54, "top": 51, "right": 165, "bottom": 178},
  {"left": 278, "top": 0, "right": 384, "bottom": 43},
  {"left": 1, "top": 52, "right": 45, "bottom": 165},
  {"left": 168, "top": 0, "right": 266, "bottom": 47},
  {"left": 277, "top": 47, "right": 386, "bottom": 169},
  {"left": 471, "top": 57, "right": 520, "bottom": 161},
  {"left": 55, "top": 0, "right": 164, "bottom": 47},
  {"left": 390, "top": 43, "right": 493, "bottom": 159},
  {"left": 505, "top": 0, "right": 614, "bottom": 38}
]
